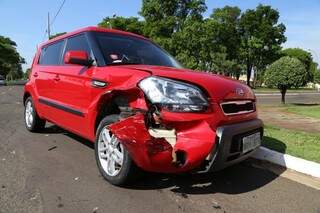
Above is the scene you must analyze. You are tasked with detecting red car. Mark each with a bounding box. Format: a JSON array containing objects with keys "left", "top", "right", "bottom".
[{"left": 24, "top": 26, "right": 263, "bottom": 185}]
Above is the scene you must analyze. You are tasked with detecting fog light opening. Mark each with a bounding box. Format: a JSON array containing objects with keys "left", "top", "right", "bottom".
[{"left": 174, "top": 150, "right": 187, "bottom": 167}]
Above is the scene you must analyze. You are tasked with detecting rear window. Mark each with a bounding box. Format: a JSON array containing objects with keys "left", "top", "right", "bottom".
[{"left": 39, "top": 40, "right": 65, "bottom": 65}]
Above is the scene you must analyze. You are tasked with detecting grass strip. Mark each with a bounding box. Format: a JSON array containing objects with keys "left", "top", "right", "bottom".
[{"left": 262, "top": 125, "right": 320, "bottom": 163}]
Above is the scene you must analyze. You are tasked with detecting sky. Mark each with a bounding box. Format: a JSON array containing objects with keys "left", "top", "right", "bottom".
[{"left": 0, "top": 0, "right": 319, "bottom": 70}]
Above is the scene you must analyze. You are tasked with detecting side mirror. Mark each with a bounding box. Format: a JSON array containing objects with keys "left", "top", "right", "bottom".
[{"left": 64, "top": 50, "right": 92, "bottom": 66}]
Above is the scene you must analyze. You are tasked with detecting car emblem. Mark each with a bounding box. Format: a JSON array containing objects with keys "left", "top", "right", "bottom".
[{"left": 236, "top": 88, "right": 245, "bottom": 96}]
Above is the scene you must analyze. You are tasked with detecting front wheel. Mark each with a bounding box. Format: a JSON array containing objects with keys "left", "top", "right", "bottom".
[{"left": 95, "top": 115, "right": 141, "bottom": 186}]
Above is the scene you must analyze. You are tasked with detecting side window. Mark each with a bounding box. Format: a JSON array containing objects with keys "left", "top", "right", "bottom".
[
  {"left": 39, "top": 40, "right": 64, "bottom": 65},
  {"left": 63, "top": 34, "right": 91, "bottom": 62}
]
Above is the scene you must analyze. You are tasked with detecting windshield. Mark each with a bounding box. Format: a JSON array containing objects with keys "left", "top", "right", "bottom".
[{"left": 94, "top": 32, "right": 182, "bottom": 68}]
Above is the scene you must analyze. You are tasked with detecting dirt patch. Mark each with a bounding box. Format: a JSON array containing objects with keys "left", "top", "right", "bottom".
[{"left": 258, "top": 106, "right": 320, "bottom": 133}]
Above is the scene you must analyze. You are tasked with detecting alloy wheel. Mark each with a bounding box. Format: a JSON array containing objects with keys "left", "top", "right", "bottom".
[{"left": 97, "top": 128, "right": 124, "bottom": 176}]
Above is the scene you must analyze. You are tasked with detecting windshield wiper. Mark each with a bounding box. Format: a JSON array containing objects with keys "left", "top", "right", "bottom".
[{"left": 106, "top": 62, "right": 141, "bottom": 66}]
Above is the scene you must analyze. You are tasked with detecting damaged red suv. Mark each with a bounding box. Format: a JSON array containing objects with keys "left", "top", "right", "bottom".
[{"left": 24, "top": 27, "right": 263, "bottom": 185}]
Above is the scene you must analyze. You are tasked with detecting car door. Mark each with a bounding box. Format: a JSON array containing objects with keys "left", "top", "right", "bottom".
[
  {"left": 52, "top": 33, "right": 95, "bottom": 138},
  {"left": 35, "top": 39, "right": 65, "bottom": 122}
]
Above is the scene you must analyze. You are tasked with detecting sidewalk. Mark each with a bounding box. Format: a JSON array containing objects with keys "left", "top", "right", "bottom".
[{"left": 251, "top": 148, "right": 320, "bottom": 189}]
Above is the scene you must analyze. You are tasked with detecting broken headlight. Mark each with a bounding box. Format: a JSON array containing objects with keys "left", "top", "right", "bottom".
[{"left": 139, "top": 77, "right": 209, "bottom": 112}]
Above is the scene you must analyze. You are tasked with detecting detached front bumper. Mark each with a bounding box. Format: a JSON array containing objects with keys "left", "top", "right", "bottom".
[
  {"left": 109, "top": 112, "right": 263, "bottom": 174},
  {"left": 201, "top": 119, "right": 264, "bottom": 173}
]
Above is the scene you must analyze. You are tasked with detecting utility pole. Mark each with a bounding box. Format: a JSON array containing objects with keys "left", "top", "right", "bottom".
[{"left": 47, "top": 12, "right": 51, "bottom": 39}]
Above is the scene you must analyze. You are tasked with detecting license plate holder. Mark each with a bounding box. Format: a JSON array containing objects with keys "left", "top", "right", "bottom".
[{"left": 242, "top": 132, "right": 261, "bottom": 153}]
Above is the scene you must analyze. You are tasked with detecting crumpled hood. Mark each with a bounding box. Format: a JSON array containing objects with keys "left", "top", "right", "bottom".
[{"left": 117, "top": 65, "right": 255, "bottom": 102}]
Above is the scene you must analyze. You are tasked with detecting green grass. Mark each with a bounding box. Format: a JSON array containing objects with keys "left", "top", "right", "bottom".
[
  {"left": 285, "top": 105, "right": 320, "bottom": 119},
  {"left": 262, "top": 125, "right": 320, "bottom": 163},
  {"left": 254, "top": 87, "right": 316, "bottom": 93}
]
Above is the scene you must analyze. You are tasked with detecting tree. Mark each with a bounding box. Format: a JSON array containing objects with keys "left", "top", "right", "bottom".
[
  {"left": 140, "top": 0, "right": 207, "bottom": 53},
  {"left": 98, "top": 17, "right": 145, "bottom": 35},
  {"left": 314, "top": 69, "right": 320, "bottom": 84},
  {"left": 24, "top": 68, "right": 31, "bottom": 79},
  {"left": 0, "top": 35, "right": 24, "bottom": 79},
  {"left": 170, "top": 17, "right": 239, "bottom": 74},
  {"left": 171, "top": 6, "right": 244, "bottom": 75},
  {"left": 140, "top": 0, "right": 206, "bottom": 30},
  {"left": 281, "top": 48, "right": 314, "bottom": 83},
  {"left": 264, "top": 56, "right": 307, "bottom": 104},
  {"left": 171, "top": 18, "right": 211, "bottom": 70},
  {"left": 209, "top": 6, "right": 241, "bottom": 61},
  {"left": 49, "top": 32, "right": 66, "bottom": 40},
  {"left": 239, "top": 4, "right": 286, "bottom": 87},
  {"left": 96, "top": 2, "right": 287, "bottom": 81},
  {"left": 310, "top": 62, "right": 318, "bottom": 83},
  {"left": 6, "top": 64, "right": 23, "bottom": 81},
  {"left": 206, "top": 6, "right": 243, "bottom": 78}
]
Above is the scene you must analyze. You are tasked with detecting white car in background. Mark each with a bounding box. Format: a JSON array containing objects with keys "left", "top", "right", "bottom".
[{"left": 0, "top": 75, "right": 6, "bottom": 86}]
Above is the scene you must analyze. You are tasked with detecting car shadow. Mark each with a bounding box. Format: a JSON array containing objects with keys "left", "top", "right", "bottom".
[
  {"left": 127, "top": 158, "right": 286, "bottom": 195},
  {"left": 262, "top": 136, "right": 287, "bottom": 153},
  {"left": 40, "top": 125, "right": 65, "bottom": 134},
  {"left": 41, "top": 124, "right": 94, "bottom": 149},
  {"left": 41, "top": 124, "right": 286, "bottom": 195},
  {"left": 291, "top": 103, "right": 319, "bottom": 106}
]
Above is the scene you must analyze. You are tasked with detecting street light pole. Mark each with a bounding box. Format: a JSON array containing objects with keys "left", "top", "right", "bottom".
[{"left": 47, "top": 12, "right": 51, "bottom": 39}]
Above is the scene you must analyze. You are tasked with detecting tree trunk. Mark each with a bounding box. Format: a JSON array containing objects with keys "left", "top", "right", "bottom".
[
  {"left": 246, "top": 63, "right": 252, "bottom": 87},
  {"left": 236, "top": 73, "right": 240, "bottom": 80},
  {"left": 281, "top": 88, "right": 287, "bottom": 104},
  {"left": 253, "top": 67, "right": 258, "bottom": 89}
]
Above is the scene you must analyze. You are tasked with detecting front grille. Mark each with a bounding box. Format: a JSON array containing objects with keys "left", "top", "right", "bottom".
[{"left": 220, "top": 101, "right": 255, "bottom": 115}]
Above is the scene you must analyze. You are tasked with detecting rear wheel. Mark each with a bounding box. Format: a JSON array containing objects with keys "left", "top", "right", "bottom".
[
  {"left": 95, "top": 115, "right": 141, "bottom": 186},
  {"left": 24, "top": 97, "right": 46, "bottom": 132}
]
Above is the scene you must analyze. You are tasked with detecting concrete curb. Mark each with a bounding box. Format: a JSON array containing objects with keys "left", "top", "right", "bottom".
[
  {"left": 252, "top": 147, "right": 320, "bottom": 178},
  {"left": 255, "top": 92, "right": 319, "bottom": 96}
]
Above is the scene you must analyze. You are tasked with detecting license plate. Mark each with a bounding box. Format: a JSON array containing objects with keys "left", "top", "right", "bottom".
[{"left": 242, "top": 132, "right": 261, "bottom": 153}]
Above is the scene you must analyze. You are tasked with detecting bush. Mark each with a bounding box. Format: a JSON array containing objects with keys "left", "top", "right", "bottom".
[{"left": 264, "top": 56, "right": 307, "bottom": 103}]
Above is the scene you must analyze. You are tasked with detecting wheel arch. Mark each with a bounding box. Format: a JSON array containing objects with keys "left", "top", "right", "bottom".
[
  {"left": 92, "top": 88, "right": 148, "bottom": 136},
  {"left": 94, "top": 93, "right": 121, "bottom": 136},
  {"left": 23, "top": 91, "right": 31, "bottom": 106}
]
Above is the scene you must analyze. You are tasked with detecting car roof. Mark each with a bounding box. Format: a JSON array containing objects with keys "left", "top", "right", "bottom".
[{"left": 39, "top": 26, "right": 148, "bottom": 49}]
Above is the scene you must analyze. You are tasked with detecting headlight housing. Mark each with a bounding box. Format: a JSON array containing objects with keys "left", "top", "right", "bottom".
[{"left": 138, "top": 76, "right": 209, "bottom": 112}]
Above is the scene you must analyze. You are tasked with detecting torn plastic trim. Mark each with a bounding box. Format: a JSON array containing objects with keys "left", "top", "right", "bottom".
[
  {"left": 205, "top": 127, "right": 223, "bottom": 161},
  {"left": 148, "top": 128, "right": 177, "bottom": 162},
  {"left": 148, "top": 128, "right": 176, "bottom": 146}
]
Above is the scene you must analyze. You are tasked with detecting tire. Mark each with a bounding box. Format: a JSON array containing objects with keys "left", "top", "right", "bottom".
[
  {"left": 24, "top": 96, "right": 46, "bottom": 132},
  {"left": 95, "top": 115, "right": 141, "bottom": 186}
]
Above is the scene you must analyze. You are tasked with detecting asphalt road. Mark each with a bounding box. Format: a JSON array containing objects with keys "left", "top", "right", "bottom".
[
  {"left": 256, "top": 92, "right": 320, "bottom": 105},
  {"left": 0, "top": 86, "right": 319, "bottom": 213}
]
